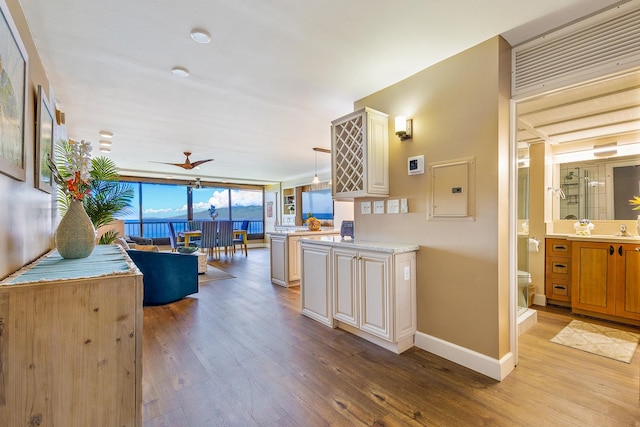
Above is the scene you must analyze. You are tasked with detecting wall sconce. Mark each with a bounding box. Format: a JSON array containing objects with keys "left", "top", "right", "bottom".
[
  {"left": 395, "top": 116, "right": 412, "bottom": 141},
  {"left": 55, "top": 109, "right": 65, "bottom": 125}
]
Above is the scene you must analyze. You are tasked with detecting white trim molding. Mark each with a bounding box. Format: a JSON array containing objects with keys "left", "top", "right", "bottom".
[{"left": 414, "top": 331, "right": 515, "bottom": 381}]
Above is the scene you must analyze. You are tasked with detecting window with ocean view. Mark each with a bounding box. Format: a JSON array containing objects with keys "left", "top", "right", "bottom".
[{"left": 116, "top": 181, "right": 265, "bottom": 241}]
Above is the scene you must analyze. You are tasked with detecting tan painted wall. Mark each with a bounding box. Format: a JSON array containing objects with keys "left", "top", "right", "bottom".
[
  {"left": 353, "top": 37, "right": 512, "bottom": 359},
  {"left": 0, "top": 0, "right": 55, "bottom": 279}
]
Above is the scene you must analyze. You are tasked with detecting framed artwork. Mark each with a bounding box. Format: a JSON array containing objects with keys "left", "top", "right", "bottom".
[
  {"left": 0, "top": 0, "right": 28, "bottom": 181},
  {"left": 35, "top": 85, "right": 53, "bottom": 193}
]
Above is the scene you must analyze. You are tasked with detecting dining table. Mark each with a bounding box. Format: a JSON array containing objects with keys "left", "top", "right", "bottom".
[{"left": 179, "top": 230, "right": 202, "bottom": 247}]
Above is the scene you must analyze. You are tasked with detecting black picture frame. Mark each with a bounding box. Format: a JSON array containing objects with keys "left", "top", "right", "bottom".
[
  {"left": 0, "top": 0, "right": 28, "bottom": 181},
  {"left": 35, "top": 85, "right": 53, "bottom": 193}
]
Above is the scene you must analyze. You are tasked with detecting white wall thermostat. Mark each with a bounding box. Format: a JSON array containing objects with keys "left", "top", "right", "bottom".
[{"left": 408, "top": 155, "right": 424, "bottom": 175}]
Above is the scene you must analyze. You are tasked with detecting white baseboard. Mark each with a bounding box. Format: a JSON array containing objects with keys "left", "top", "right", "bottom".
[
  {"left": 414, "top": 331, "right": 515, "bottom": 381},
  {"left": 532, "top": 293, "right": 546, "bottom": 306}
]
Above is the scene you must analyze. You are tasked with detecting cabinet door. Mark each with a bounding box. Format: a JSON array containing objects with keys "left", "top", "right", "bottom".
[
  {"left": 359, "top": 251, "right": 391, "bottom": 340},
  {"left": 333, "top": 248, "right": 358, "bottom": 327},
  {"left": 365, "top": 111, "right": 389, "bottom": 195},
  {"left": 270, "top": 236, "right": 287, "bottom": 285},
  {"left": 615, "top": 244, "right": 640, "bottom": 320},
  {"left": 300, "top": 244, "right": 334, "bottom": 327},
  {"left": 572, "top": 242, "right": 616, "bottom": 315},
  {"left": 288, "top": 236, "right": 300, "bottom": 281}
]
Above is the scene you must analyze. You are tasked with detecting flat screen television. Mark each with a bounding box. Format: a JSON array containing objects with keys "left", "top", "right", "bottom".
[{"left": 301, "top": 189, "right": 333, "bottom": 220}]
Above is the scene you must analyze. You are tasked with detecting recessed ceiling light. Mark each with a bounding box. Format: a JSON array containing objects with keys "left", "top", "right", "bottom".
[
  {"left": 99, "top": 146, "right": 111, "bottom": 153},
  {"left": 99, "top": 139, "right": 112, "bottom": 147},
  {"left": 171, "top": 66, "right": 190, "bottom": 77},
  {"left": 99, "top": 130, "right": 113, "bottom": 138},
  {"left": 190, "top": 28, "right": 211, "bottom": 44}
]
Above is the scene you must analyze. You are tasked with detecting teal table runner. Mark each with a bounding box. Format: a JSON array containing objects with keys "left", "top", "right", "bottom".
[{"left": 6, "top": 245, "right": 134, "bottom": 284}]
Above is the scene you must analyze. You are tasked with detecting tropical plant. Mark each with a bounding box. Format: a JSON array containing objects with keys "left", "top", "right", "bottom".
[
  {"left": 49, "top": 139, "right": 134, "bottom": 244},
  {"left": 630, "top": 195, "right": 640, "bottom": 210}
]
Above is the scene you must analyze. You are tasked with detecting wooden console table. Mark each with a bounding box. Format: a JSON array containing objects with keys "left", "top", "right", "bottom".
[{"left": 0, "top": 245, "right": 143, "bottom": 427}]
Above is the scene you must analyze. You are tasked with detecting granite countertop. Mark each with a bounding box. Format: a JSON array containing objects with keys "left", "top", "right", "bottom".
[
  {"left": 299, "top": 235, "right": 419, "bottom": 254},
  {"left": 546, "top": 233, "right": 640, "bottom": 244}
]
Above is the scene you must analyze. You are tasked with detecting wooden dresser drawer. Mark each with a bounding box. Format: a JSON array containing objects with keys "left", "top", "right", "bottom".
[
  {"left": 546, "top": 238, "right": 571, "bottom": 257},
  {"left": 545, "top": 277, "right": 571, "bottom": 302},
  {"left": 546, "top": 257, "right": 571, "bottom": 278}
]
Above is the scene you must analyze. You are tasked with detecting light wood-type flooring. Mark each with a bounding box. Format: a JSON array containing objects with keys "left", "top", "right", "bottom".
[{"left": 142, "top": 248, "right": 640, "bottom": 426}]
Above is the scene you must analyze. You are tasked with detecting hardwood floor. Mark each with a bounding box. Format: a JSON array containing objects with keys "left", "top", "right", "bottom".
[{"left": 142, "top": 248, "right": 640, "bottom": 426}]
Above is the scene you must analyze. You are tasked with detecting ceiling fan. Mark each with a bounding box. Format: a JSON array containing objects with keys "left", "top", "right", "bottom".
[{"left": 151, "top": 151, "right": 214, "bottom": 170}]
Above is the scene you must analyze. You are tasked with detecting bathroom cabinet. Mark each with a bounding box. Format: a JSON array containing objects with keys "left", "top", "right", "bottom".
[
  {"left": 572, "top": 241, "right": 640, "bottom": 323},
  {"left": 545, "top": 238, "right": 572, "bottom": 305},
  {"left": 331, "top": 107, "right": 389, "bottom": 199}
]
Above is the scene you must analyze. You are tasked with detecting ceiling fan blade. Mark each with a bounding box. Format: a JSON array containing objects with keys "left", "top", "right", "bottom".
[
  {"left": 149, "top": 161, "right": 192, "bottom": 169},
  {"left": 150, "top": 153, "right": 213, "bottom": 170},
  {"left": 189, "top": 159, "right": 214, "bottom": 168}
]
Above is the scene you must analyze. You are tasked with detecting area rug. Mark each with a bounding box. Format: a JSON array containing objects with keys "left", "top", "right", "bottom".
[
  {"left": 198, "top": 265, "right": 235, "bottom": 282},
  {"left": 550, "top": 320, "right": 640, "bottom": 363}
]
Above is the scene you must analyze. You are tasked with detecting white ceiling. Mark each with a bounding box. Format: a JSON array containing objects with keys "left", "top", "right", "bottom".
[{"left": 19, "top": 0, "right": 625, "bottom": 185}]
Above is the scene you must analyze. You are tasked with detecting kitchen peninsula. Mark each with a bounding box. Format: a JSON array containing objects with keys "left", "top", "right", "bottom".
[
  {"left": 268, "top": 229, "right": 340, "bottom": 287},
  {"left": 299, "top": 236, "right": 419, "bottom": 354}
]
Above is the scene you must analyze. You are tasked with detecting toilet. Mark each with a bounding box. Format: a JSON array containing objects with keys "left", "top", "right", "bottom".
[{"left": 518, "top": 270, "right": 532, "bottom": 307}]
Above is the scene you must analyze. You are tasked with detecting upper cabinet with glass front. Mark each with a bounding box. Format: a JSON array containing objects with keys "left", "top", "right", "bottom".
[{"left": 331, "top": 107, "right": 389, "bottom": 200}]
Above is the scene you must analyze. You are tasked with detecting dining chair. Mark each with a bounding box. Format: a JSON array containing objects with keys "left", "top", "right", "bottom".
[
  {"left": 217, "top": 220, "right": 234, "bottom": 257},
  {"left": 167, "top": 222, "right": 185, "bottom": 252},
  {"left": 232, "top": 220, "right": 249, "bottom": 256},
  {"left": 199, "top": 221, "right": 219, "bottom": 259}
]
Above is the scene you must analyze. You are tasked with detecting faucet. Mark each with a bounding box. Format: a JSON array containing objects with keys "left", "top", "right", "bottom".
[{"left": 620, "top": 224, "right": 627, "bottom": 235}]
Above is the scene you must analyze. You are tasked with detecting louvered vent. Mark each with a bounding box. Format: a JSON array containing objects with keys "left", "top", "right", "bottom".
[{"left": 513, "top": 3, "right": 640, "bottom": 97}]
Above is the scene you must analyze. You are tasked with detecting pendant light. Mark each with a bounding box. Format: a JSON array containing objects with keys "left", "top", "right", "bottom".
[
  {"left": 311, "top": 147, "right": 331, "bottom": 184},
  {"left": 312, "top": 149, "right": 320, "bottom": 184}
]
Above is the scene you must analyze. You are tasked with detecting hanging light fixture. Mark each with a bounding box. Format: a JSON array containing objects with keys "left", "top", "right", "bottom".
[{"left": 312, "top": 149, "right": 320, "bottom": 184}]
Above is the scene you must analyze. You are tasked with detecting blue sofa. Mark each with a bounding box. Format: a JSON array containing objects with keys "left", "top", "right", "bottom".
[{"left": 127, "top": 250, "right": 199, "bottom": 306}]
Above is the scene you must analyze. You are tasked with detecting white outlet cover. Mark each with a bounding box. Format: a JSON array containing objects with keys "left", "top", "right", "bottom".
[
  {"left": 374, "top": 200, "right": 385, "bottom": 214},
  {"left": 361, "top": 201, "right": 371, "bottom": 215},
  {"left": 400, "top": 198, "right": 408, "bottom": 213}
]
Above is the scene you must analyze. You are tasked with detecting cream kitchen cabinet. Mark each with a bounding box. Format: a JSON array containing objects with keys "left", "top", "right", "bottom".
[
  {"left": 300, "top": 241, "right": 334, "bottom": 326},
  {"left": 269, "top": 230, "right": 339, "bottom": 287},
  {"left": 571, "top": 240, "right": 640, "bottom": 323},
  {"left": 333, "top": 247, "right": 417, "bottom": 352},
  {"left": 331, "top": 107, "right": 389, "bottom": 199},
  {"left": 300, "top": 237, "right": 418, "bottom": 354}
]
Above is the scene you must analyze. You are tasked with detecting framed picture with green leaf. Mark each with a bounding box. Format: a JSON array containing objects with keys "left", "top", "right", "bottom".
[
  {"left": 0, "top": 0, "right": 28, "bottom": 181},
  {"left": 35, "top": 85, "right": 53, "bottom": 193}
]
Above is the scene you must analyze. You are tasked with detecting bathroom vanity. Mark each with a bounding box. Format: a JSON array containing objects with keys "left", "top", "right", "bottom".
[
  {"left": 545, "top": 234, "right": 640, "bottom": 325},
  {"left": 299, "top": 237, "right": 419, "bottom": 354}
]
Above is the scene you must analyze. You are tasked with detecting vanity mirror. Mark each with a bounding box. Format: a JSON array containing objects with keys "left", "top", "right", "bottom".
[{"left": 554, "top": 154, "right": 639, "bottom": 221}]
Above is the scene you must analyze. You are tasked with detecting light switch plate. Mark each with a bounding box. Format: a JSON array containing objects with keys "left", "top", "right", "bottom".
[
  {"left": 400, "top": 198, "right": 408, "bottom": 213},
  {"left": 387, "top": 199, "right": 399, "bottom": 214},
  {"left": 361, "top": 201, "right": 371, "bottom": 215},
  {"left": 373, "top": 200, "right": 385, "bottom": 214}
]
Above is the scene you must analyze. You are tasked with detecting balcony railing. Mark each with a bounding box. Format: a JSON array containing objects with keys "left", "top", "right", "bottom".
[{"left": 124, "top": 219, "right": 264, "bottom": 242}]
